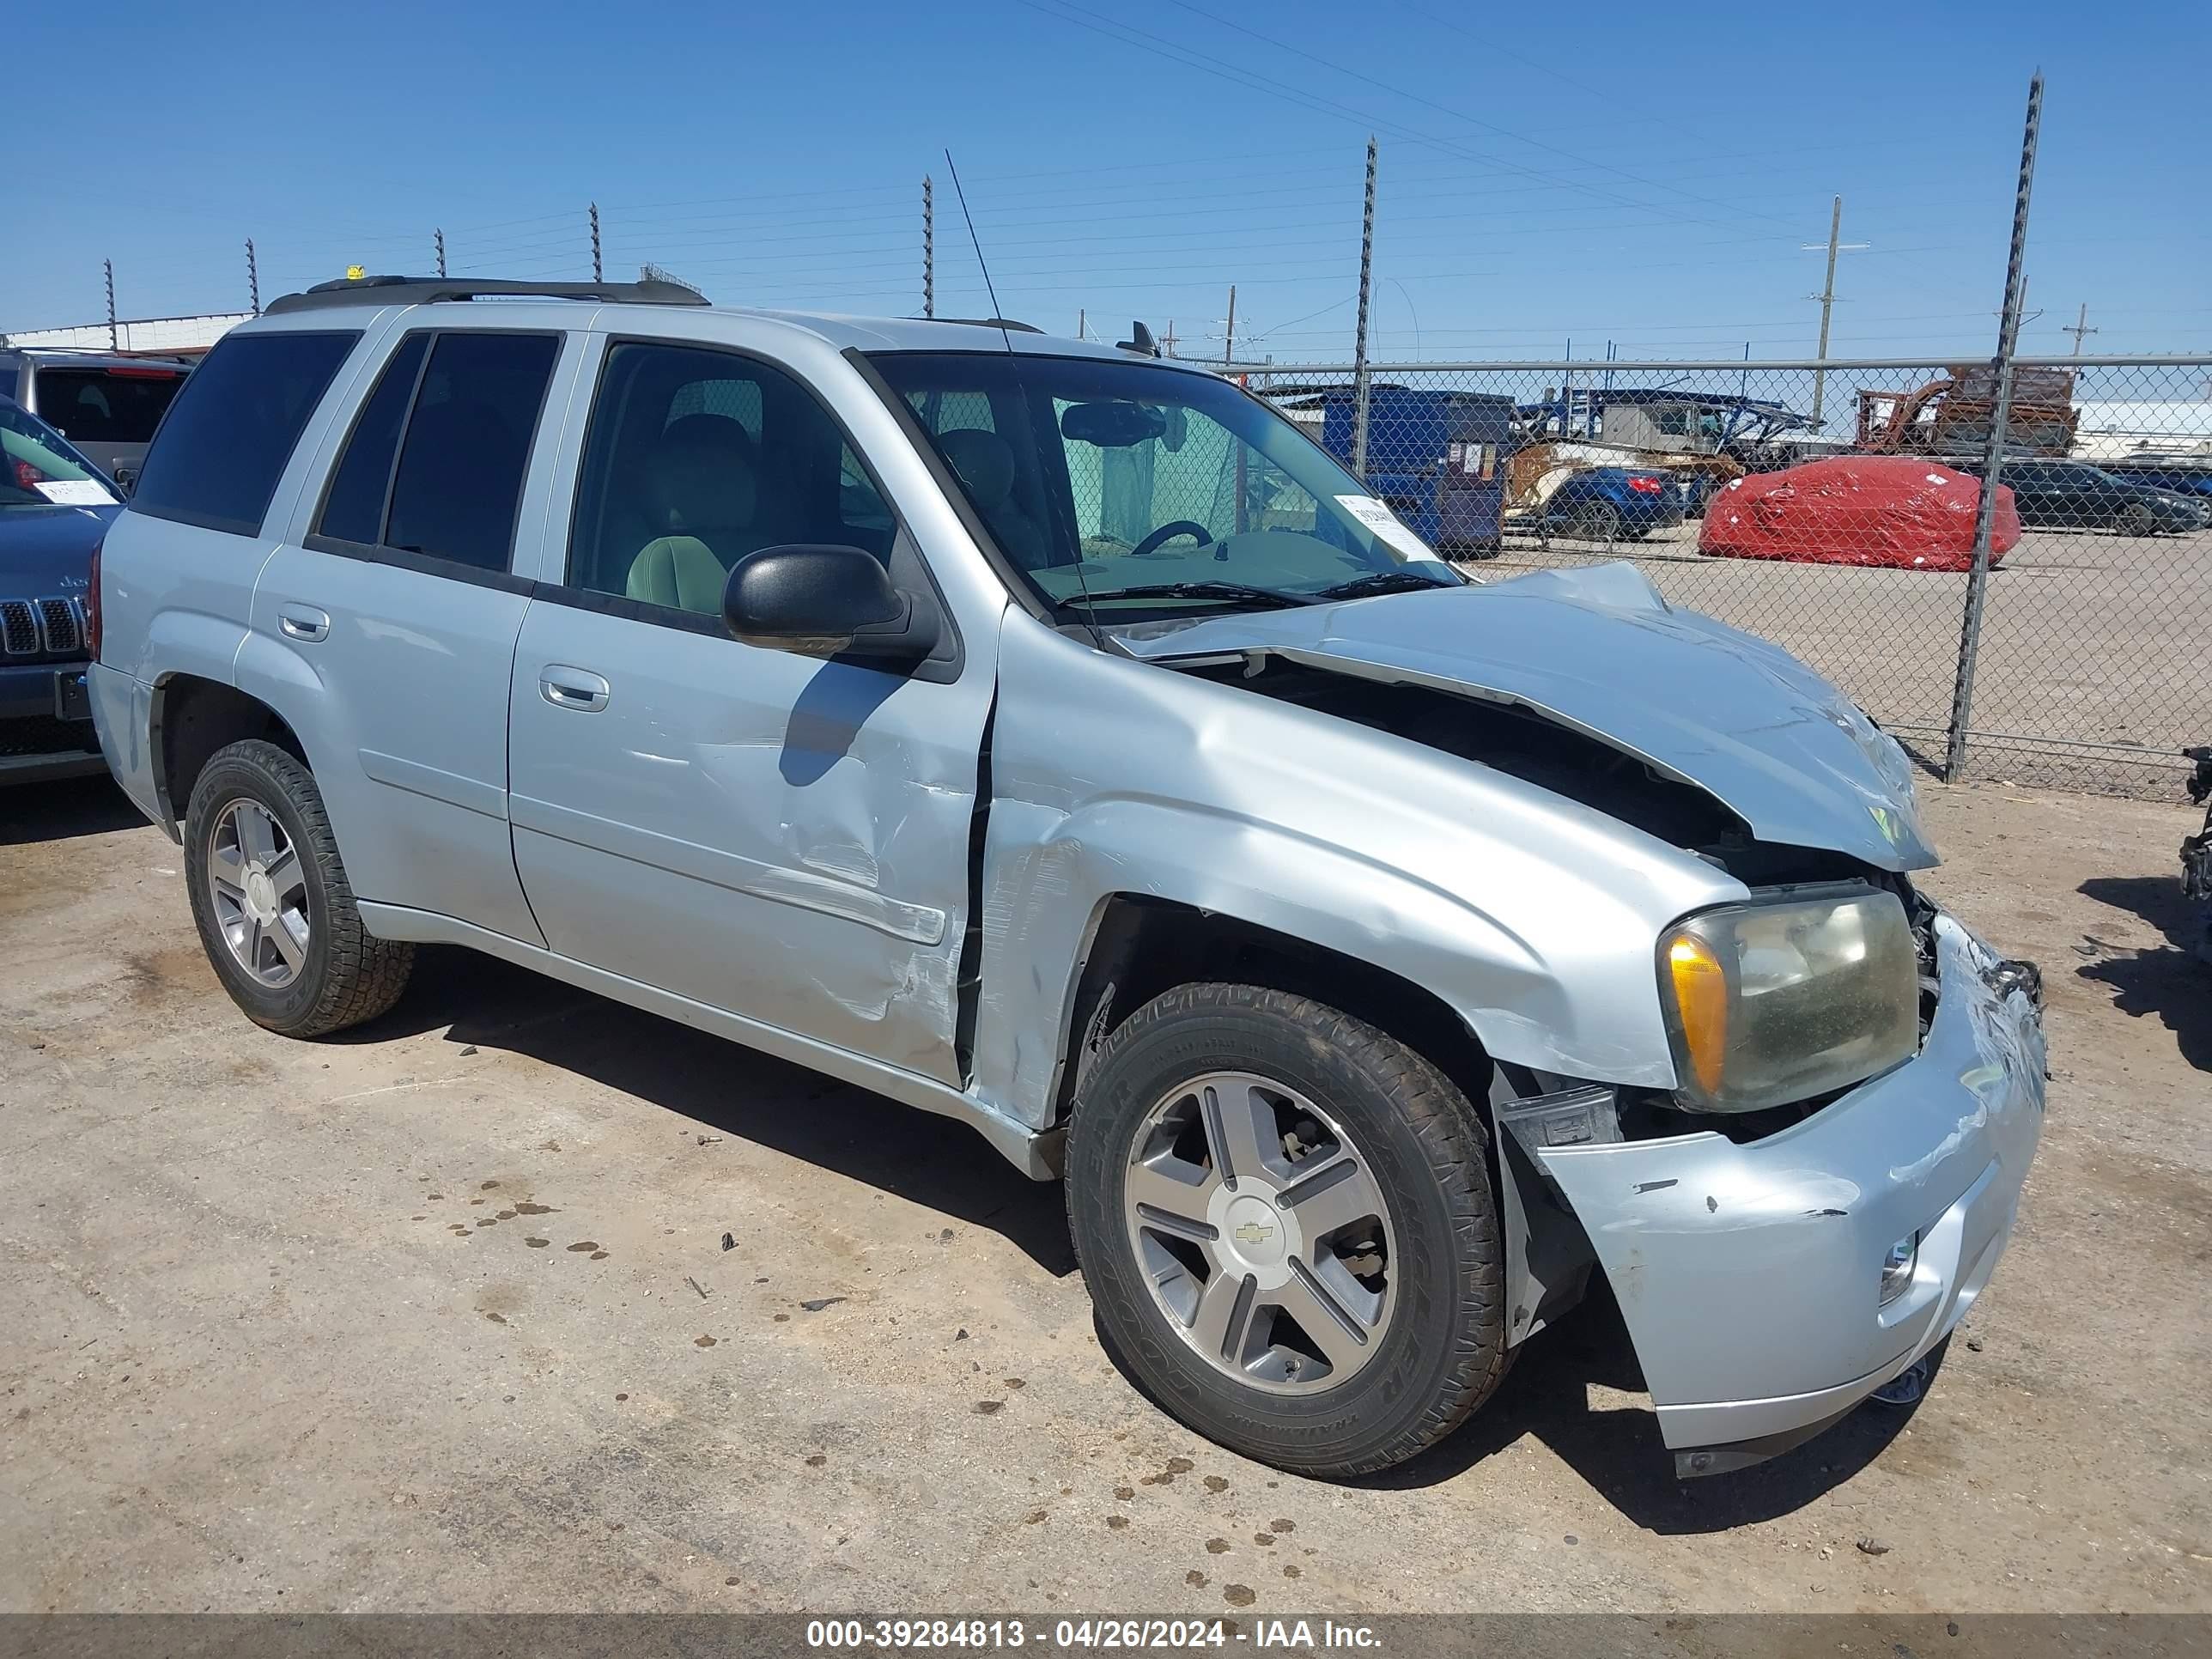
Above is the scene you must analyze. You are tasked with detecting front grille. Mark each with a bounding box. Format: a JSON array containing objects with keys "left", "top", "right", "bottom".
[
  {"left": 0, "top": 596, "right": 83, "bottom": 659},
  {"left": 38, "top": 598, "right": 81, "bottom": 655}
]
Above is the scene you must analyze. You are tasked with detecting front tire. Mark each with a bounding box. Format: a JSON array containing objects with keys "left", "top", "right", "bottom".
[
  {"left": 183, "top": 739, "right": 414, "bottom": 1036},
  {"left": 1066, "top": 983, "right": 1508, "bottom": 1477}
]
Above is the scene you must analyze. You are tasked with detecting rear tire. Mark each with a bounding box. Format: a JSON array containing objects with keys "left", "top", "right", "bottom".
[
  {"left": 183, "top": 739, "right": 414, "bottom": 1036},
  {"left": 1557, "top": 501, "right": 1621, "bottom": 544},
  {"left": 1066, "top": 982, "right": 1509, "bottom": 1478}
]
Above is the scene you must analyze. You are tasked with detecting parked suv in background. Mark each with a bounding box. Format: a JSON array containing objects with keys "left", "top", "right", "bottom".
[
  {"left": 92, "top": 276, "right": 2045, "bottom": 1480},
  {"left": 1, "top": 348, "right": 192, "bottom": 488},
  {"left": 1, "top": 394, "right": 118, "bottom": 782}
]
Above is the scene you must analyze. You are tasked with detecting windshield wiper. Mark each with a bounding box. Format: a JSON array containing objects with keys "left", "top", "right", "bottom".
[
  {"left": 1061, "top": 581, "right": 1318, "bottom": 611},
  {"left": 1310, "top": 569, "right": 1462, "bottom": 602}
]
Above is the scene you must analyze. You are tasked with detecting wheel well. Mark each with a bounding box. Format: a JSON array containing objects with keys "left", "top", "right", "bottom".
[
  {"left": 1051, "top": 896, "right": 1492, "bottom": 1127},
  {"left": 154, "top": 676, "right": 307, "bottom": 828}
]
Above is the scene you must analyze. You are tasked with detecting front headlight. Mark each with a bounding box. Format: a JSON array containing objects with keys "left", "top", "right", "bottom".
[{"left": 1659, "top": 889, "right": 1919, "bottom": 1114}]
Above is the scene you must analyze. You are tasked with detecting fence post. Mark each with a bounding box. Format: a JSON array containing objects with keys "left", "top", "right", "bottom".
[
  {"left": 1944, "top": 72, "right": 2044, "bottom": 784},
  {"left": 1350, "top": 135, "right": 1377, "bottom": 480}
]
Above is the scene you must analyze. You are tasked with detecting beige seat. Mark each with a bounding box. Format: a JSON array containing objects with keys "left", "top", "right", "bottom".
[{"left": 625, "top": 534, "right": 729, "bottom": 611}]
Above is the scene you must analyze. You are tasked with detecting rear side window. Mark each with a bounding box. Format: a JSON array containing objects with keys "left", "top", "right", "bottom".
[
  {"left": 315, "top": 333, "right": 431, "bottom": 546},
  {"left": 381, "top": 332, "right": 559, "bottom": 571},
  {"left": 33, "top": 367, "right": 187, "bottom": 445},
  {"left": 131, "top": 331, "right": 358, "bottom": 536}
]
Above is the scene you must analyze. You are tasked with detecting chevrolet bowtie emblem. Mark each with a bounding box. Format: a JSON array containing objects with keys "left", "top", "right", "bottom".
[{"left": 1235, "top": 1221, "right": 1275, "bottom": 1245}]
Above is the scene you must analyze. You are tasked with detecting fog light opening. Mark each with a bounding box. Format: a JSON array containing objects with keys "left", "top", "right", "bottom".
[{"left": 1879, "top": 1231, "right": 1920, "bottom": 1305}]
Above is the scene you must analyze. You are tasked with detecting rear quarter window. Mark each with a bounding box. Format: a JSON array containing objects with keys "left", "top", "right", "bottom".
[
  {"left": 130, "top": 331, "right": 359, "bottom": 536},
  {"left": 32, "top": 367, "right": 186, "bottom": 445}
]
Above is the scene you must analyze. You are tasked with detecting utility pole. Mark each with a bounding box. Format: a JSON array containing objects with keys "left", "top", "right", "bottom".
[
  {"left": 246, "top": 239, "right": 260, "bottom": 316},
  {"left": 589, "top": 203, "right": 603, "bottom": 283},
  {"left": 104, "top": 260, "right": 117, "bottom": 349},
  {"left": 1223, "top": 284, "right": 1237, "bottom": 365},
  {"left": 1351, "top": 133, "right": 1379, "bottom": 480},
  {"left": 434, "top": 228, "right": 447, "bottom": 279},
  {"left": 1802, "top": 195, "right": 1866, "bottom": 428},
  {"left": 1161, "top": 320, "right": 1178, "bottom": 358},
  {"left": 2064, "top": 301, "right": 2097, "bottom": 356},
  {"left": 922, "top": 176, "right": 934, "bottom": 318}
]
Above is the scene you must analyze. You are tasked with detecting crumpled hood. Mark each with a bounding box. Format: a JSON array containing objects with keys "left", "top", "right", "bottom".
[{"left": 1114, "top": 562, "right": 1936, "bottom": 872}]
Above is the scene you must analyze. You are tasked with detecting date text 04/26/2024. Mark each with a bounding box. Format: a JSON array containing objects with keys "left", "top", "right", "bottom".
[{"left": 803, "top": 1619, "right": 1383, "bottom": 1650}]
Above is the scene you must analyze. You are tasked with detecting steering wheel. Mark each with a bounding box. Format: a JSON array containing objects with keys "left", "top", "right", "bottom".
[{"left": 1129, "top": 520, "right": 1213, "bottom": 557}]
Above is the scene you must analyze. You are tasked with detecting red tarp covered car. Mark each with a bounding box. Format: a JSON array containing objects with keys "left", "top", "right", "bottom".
[{"left": 1698, "top": 455, "right": 2020, "bottom": 570}]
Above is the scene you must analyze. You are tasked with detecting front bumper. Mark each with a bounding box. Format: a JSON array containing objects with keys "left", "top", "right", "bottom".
[
  {"left": 1535, "top": 914, "right": 2045, "bottom": 1474},
  {"left": 0, "top": 659, "right": 106, "bottom": 784}
]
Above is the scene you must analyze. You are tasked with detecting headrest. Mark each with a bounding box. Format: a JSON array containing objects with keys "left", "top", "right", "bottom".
[
  {"left": 647, "top": 414, "right": 757, "bottom": 535},
  {"left": 937, "top": 427, "right": 1015, "bottom": 510}
]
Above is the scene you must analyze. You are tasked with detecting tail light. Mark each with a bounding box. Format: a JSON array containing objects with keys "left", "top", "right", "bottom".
[
  {"left": 1626, "top": 475, "right": 1667, "bottom": 495},
  {"left": 13, "top": 459, "right": 49, "bottom": 490},
  {"left": 86, "top": 538, "right": 103, "bottom": 661}
]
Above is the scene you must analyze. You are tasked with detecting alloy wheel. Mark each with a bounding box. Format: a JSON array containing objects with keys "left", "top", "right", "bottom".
[
  {"left": 1121, "top": 1071, "right": 1397, "bottom": 1395},
  {"left": 207, "top": 798, "right": 310, "bottom": 988}
]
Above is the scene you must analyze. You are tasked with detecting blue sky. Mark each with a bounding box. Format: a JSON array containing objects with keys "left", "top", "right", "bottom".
[{"left": 10, "top": 0, "right": 2209, "bottom": 363}]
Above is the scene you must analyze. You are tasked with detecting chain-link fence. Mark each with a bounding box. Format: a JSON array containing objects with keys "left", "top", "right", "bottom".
[{"left": 1247, "top": 356, "right": 2212, "bottom": 796}]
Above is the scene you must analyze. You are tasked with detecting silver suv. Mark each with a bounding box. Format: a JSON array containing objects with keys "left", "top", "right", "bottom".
[{"left": 90, "top": 276, "right": 2045, "bottom": 1480}]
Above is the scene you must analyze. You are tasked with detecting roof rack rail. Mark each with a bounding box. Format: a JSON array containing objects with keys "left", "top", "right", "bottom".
[
  {"left": 915, "top": 315, "right": 1042, "bottom": 334},
  {"left": 263, "top": 276, "right": 709, "bottom": 315}
]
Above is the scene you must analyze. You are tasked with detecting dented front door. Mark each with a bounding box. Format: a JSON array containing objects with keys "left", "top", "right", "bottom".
[{"left": 505, "top": 594, "right": 988, "bottom": 1085}]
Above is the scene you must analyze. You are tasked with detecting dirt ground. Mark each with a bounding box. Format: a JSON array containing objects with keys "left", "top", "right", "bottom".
[
  {"left": 2, "top": 773, "right": 2207, "bottom": 1616},
  {"left": 1486, "top": 520, "right": 2212, "bottom": 798}
]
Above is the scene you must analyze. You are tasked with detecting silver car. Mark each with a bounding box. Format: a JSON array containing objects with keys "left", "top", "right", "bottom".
[{"left": 90, "top": 276, "right": 2046, "bottom": 1480}]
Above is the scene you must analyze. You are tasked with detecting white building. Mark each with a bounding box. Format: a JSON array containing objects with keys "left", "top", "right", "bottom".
[
  {"left": 2072, "top": 401, "right": 2212, "bottom": 459},
  {"left": 0, "top": 313, "right": 251, "bottom": 357}
]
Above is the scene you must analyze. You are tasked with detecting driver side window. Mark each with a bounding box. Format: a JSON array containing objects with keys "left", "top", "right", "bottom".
[{"left": 566, "top": 343, "right": 896, "bottom": 618}]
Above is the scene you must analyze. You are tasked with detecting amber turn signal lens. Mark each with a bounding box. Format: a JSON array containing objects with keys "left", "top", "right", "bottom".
[{"left": 1666, "top": 933, "right": 1729, "bottom": 1096}]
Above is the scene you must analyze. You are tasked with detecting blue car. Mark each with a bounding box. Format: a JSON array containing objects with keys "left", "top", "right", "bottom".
[
  {"left": 1, "top": 394, "right": 120, "bottom": 783},
  {"left": 1540, "top": 465, "right": 1687, "bottom": 543},
  {"left": 2101, "top": 452, "right": 2212, "bottom": 502}
]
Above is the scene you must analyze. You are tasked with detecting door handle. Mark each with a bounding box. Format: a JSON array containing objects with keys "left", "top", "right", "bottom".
[
  {"left": 277, "top": 604, "right": 331, "bottom": 642},
  {"left": 539, "top": 665, "right": 611, "bottom": 713}
]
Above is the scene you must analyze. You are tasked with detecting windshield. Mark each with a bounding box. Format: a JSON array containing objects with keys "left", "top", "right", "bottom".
[
  {"left": 0, "top": 399, "right": 118, "bottom": 510},
  {"left": 871, "top": 352, "right": 1463, "bottom": 615}
]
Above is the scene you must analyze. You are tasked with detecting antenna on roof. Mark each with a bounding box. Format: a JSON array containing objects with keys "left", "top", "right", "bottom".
[
  {"left": 1117, "top": 320, "right": 1160, "bottom": 358},
  {"left": 942, "top": 148, "right": 1103, "bottom": 641},
  {"left": 943, "top": 150, "right": 1014, "bottom": 358}
]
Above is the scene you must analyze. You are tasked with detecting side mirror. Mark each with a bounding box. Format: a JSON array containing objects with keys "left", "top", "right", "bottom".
[{"left": 722, "top": 544, "right": 938, "bottom": 667}]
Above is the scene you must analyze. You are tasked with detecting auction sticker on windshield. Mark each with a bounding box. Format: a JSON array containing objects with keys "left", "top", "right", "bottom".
[
  {"left": 33, "top": 479, "right": 118, "bottom": 507},
  {"left": 1335, "top": 494, "right": 1443, "bottom": 563}
]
